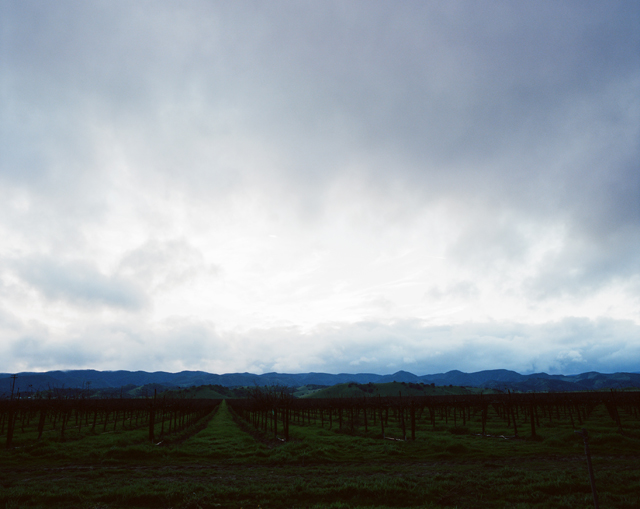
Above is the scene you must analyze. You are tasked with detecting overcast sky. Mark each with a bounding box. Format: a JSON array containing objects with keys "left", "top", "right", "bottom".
[{"left": 1, "top": 1, "right": 639, "bottom": 376}]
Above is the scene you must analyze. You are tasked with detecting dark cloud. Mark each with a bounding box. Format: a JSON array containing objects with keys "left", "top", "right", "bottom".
[
  {"left": 16, "top": 257, "right": 145, "bottom": 310},
  {"left": 1, "top": 313, "right": 638, "bottom": 375},
  {"left": 8, "top": 335, "right": 101, "bottom": 371},
  {"left": 5, "top": 2, "right": 637, "bottom": 218},
  {"left": 291, "top": 318, "right": 640, "bottom": 375}
]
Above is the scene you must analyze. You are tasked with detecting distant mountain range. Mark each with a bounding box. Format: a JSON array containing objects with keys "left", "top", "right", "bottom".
[{"left": 1, "top": 368, "right": 639, "bottom": 397}]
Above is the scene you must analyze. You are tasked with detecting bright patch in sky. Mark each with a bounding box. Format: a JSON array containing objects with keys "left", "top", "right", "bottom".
[{"left": 1, "top": 1, "right": 639, "bottom": 376}]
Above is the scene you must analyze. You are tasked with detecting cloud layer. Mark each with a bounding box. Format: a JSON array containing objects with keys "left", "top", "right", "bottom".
[{"left": 1, "top": 1, "right": 639, "bottom": 375}]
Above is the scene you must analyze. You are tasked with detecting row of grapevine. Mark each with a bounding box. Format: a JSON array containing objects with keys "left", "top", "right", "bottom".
[
  {"left": 229, "top": 390, "right": 640, "bottom": 441},
  {"left": 0, "top": 396, "right": 220, "bottom": 449}
]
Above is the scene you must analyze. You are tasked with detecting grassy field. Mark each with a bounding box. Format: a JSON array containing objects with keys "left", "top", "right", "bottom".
[{"left": 1, "top": 398, "right": 639, "bottom": 508}]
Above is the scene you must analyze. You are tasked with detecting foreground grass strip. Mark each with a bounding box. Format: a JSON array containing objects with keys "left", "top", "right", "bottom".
[{"left": 1, "top": 460, "right": 639, "bottom": 508}]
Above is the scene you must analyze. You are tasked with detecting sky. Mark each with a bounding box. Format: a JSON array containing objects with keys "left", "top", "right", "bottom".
[{"left": 1, "top": 1, "right": 639, "bottom": 376}]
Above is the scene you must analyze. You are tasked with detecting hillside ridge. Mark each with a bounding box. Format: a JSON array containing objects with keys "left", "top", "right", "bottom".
[{"left": 2, "top": 368, "right": 640, "bottom": 396}]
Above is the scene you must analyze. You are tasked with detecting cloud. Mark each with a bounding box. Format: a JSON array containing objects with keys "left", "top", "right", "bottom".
[
  {"left": 523, "top": 223, "right": 640, "bottom": 300},
  {"left": 8, "top": 335, "right": 101, "bottom": 371},
  {"left": 426, "top": 281, "right": 480, "bottom": 302},
  {"left": 15, "top": 257, "right": 145, "bottom": 310},
  {"left": 302, "top": 318, "right": 640, "bottom": 375},
  {"left": 1, "top": 2, "right": 639, "bottom": 374},
  {"left": 118, "top": 238, "right": 220, "bottom": 293},
  {"left": 3, "top": 316, "right": 638, "bottom": 376}
]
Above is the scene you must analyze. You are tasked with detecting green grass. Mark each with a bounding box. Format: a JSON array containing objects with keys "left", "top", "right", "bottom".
[{"left": 1, "top": 399, "right": 639, "bottom": 508}]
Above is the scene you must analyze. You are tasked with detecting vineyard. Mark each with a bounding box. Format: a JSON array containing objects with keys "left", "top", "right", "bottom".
[
  {"left": 0, "top": 395, "right": 220, "bottom": 449},
  {"left": 229, "top": 389, "right": 640, "bottom": 442},
  {"left": 1, "top": 389, "right": 639, "bottom": 508}
]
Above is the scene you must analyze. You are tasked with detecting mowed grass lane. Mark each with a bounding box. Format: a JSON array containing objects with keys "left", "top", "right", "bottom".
[{"left": 175, "top": 400, "right": 270, "bottom": 461}]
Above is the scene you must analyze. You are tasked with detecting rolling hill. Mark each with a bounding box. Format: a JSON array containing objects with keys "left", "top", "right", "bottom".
[{"left": 2, "top": 368, "right": 639, "bottom": 397}]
